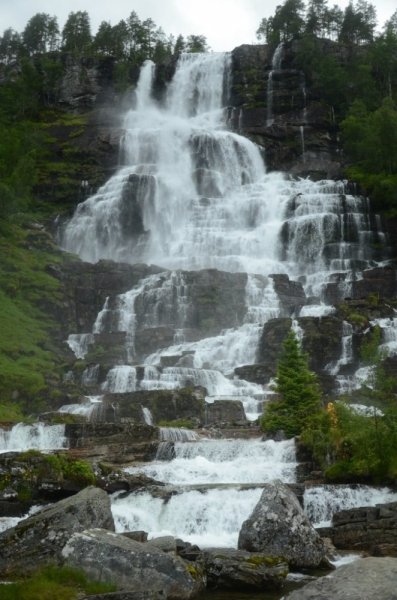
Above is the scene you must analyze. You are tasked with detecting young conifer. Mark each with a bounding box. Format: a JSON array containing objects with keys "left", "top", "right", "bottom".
[{"left": 261, "top": 329, "right": 321, "bottom": 437}]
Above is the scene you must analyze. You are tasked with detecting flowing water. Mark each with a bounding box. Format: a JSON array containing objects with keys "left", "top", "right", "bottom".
[
  {"left": 57, "top": 50, "right": 392, "bottom": 550},
  {"left": 0, "top": 423, "right": 68, "bottom": 453}
]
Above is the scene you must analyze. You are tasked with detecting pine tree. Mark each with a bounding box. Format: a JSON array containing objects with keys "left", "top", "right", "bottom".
[{"left": 261, "top": 329, "right": 321, "bottom": 437}]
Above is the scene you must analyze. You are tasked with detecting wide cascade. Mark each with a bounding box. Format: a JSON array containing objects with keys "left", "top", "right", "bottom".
[{"left": 57, "top": 51, "right": 393, "bottom": 548}]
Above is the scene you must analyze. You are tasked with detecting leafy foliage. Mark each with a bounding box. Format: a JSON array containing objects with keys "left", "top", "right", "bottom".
[{"left": 261, "top": 330, "right": 322, "bottom": 437}]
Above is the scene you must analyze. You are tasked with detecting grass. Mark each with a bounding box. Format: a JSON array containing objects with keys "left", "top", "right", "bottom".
[
  {"left": 0, "top": 223, "right": 69, "bottom": 403},
  {"left": 0, "top": 565, "right": 116, "bottom": 600}
]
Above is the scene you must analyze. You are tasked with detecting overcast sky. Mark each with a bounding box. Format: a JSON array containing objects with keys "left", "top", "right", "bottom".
[{"left": 1, "top": 0, "right": 396, "bottom": 52}]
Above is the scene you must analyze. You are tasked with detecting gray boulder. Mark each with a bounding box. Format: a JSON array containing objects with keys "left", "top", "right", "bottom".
[
  {"left": 238, "top": 479, "right": 325, "bottom": 568},
  {"left": 62, "top": 528, "right": 205, "bottom": 599},
  {"left": 0, "top": 486, "right": 113, "bottom": 576},
  {"left": 283, "top": 557, "right": 397, "bottom": 599},
  {"left": 200, "top": 547, "right": 288, "bottom": 589}
]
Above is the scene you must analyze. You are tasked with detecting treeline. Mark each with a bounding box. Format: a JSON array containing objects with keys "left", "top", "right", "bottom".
[
  {"left": 256, "top": 0, "right": 395, "bottom": 46},
  {"left": 0, "top": 10, "right": 209, "bottom": 66},
  {"left": 256, "top": 0, "right": 397, "bottom": 213}
]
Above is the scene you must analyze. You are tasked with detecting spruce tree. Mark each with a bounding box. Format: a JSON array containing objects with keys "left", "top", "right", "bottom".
[{"left": 261, "top": 329, "right": 321, "bottom": 437}]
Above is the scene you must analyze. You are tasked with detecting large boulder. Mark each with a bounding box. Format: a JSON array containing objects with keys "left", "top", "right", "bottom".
[
  {"left": 238, "top": 479, "right": 325, "bottom": 568},
  {"left": 283, "top": 557, "right": 397, "bottom": 599},
  {"left": 199, "top": 548, "right": 288, "bottom": 590},
  {"left": 0, "top": 486, "right": 113, "bottom": 576},
  {"left": 62, "top": 528, "right": 205, "bottom": 599}
]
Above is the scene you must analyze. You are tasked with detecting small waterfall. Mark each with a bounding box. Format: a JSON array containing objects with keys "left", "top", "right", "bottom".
[
  {"left": 267, "top": 43, "right": 283, "bottom": 127},
  {"left": 102, "top": 366, "right": 137, "bottom": 393},
  {"left": 328, "top": 321, "right": 354, "bottom": 377},
  {"left": 304, "top": 485, "right": 397, "bottom": 527},
  {"left": 142, "top": 406, "right": 153, "bottom": 425},
  {"left": 300, "top": 71, "right": 307, "bottom": 122},
  {"left": 131, "top": 438, "right": 297, "bottom": 485},
  {"left": 0, "top": 423, "right": 68, "bottom": 453},
  {"left": 58, "top": 396, "right": 103, "bottom": 421},
  {"left": 300, "top": 126, "right": 306, "bottom": 161},
  {"left": 81, "top": 364, "right": 100, "bottom": 386},
  {"left": 267, "top": 71, "right": 274, "bottom": 127},
  {"left": 67, "top": 333, "right": 94, "bottom": 359},
  {"left": 112, "top": 487, "right": 263, "bottom": 548},
  {"left": 291, "top": 319, "right": 304, "bottom": 340},
  {"left": 372, "top": 317, "right": 397, "bottom": 356},
  {"left": 159, "top": 427, "right": 200, "bottom": 442},
  {"left": 116, "top": 437, "right": 296, "bottom": 547}
]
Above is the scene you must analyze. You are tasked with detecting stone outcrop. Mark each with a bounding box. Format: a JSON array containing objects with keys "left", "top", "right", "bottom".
[
  {"left": 199, "top": 548, "right": 288, "bottom": 590},
  {"left": 283, "top": 557, "right": 397, "bottom": 600},
  {"left": 327, "top": 502, "right": 397, "bottom": 555},
  {"left": 96, "top": 387, "right": 207, "bottom": 427},
  {"left": 205, "top": 400, "right": 246, "bottom": 424},
  {"left": 65, "top": 422, "right": 160, "bottom": 463},
  {"left": 238, "top": 479, "right": 325, "bottom": 568},
  {"left": 270, "top": 274, "right": 306, "bottom": 315},
  {"left": 62, "top": 528, "right": 205, "bottom": 599},
  {"left": 0, "top": 486, "right": 113, "bottom": 576},
  {"left": 230, "top": 41, "right": 341, "bottom": 175}
]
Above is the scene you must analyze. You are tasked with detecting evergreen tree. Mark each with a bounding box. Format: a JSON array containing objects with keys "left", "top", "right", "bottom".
[
  {"left": 62, "top": 11, "right": 92, "bottom": 53},
  {"left": 185, "top": 35, "right": 210, "bottom": 53},
  {"left": 261, "top": 329, "right": 322, "bottom": 437},
  {"left": 174, "top": 34, "right": 186, "bottom": 54}
]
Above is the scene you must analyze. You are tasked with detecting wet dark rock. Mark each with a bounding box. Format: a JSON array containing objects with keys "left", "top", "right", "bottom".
[
  {"left": 270, "top": 274, "right": 306, "bottom": 315},
  {"left": 283, "top": 557, "right": 397, "bottom": 599},
  {"left": 65, "top": 421, "right": 160, "bottom": 463},
  {"left": 199, "top": 547, "right": 288, "bottom": 590},
  {"left": 0, "top": 487, "right": 113, "bottom": 576},
  {"left": 62, "top": 528, "right": 205, "bottom": 598},
  {"left": 205, "top": 400, "right": 246, "bottom": 424},
  {"left": 328, "top": 502, "right": 397, "bottom": 553},
  {"left": 238, "top": 479, "right": 325, "bottom": 568},
  {"left": 98, "top": 387, "right": 206, "bottom": 427}
]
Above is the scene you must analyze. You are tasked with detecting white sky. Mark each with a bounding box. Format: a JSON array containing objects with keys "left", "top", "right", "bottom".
[{"left": 0, "top": 0, "right": 396, "bottom": 52}]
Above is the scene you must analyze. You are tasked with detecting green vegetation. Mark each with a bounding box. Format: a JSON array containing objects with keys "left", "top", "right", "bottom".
[
  {"left": 261, "top": 330, "right": 322, "bottom": 437},
  {"left": 0, "top": 565, "right": 116, "bottom": 599},
  {"left": 0, "top": 451, "right": 97, "bottom": 494},
  {"left": 0, "top": 10, "right": 209, "bottom": 67},
  {"left": 301, "top": 326, "right": 397, "bottom": 482},
  {"left": 255, "top": 0, "right": 397, "bottom": 214}
]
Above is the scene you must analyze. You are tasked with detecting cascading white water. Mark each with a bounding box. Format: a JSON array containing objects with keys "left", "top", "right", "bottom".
[
  {"left": 0, "top": 423, "right": 68, "bottom": 453},
  {"left": 60, "top": 53, "right": 383, "bottom": 286},
  {"left": 300, "top": 126, "right": 305, "bottom": 161},
  {"left": 112, "top": 487, "right": 263, "bottom": 548},
  {"left": 114, "top": 437, "right": 296, "bottom": 547},
  {"left": 142, "top": 406, "right": 153, "bottom": 425},
  {"left": 129, "top": 438, "right": 297, "bottom": 485},
  {"left": 67, "top": 333, "right": 94, "bottom": 360},
  {"left": 159, "top": 428, "right": 200, "bottom": 442},
  {"left": 267, "top": 43, "right": 283, "bottom": 127},
  {"left": 304, "top": 484, "right": 397, "bottom": 527},
  {"left": 56, "top": 51, "right": 392, "bottom": 548}
]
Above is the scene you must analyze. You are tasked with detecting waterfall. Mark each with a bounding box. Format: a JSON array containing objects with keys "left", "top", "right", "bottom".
[
  {"left": 114, "top": 437, "right": 296, "bottom": 547},
  {"left": 159, "top": 427, "right": 200, "bottom": 442},
  {"left": 300, "top": 126, "right": 306, "bottom": 161},
  {"left": 142, "top": 406, "right": 153, "bottom": 425},
  {"left": 266, "top": 43, "right": 284, "bottom": 127},
  {"left": 67, "top": 333, "right": 94, "bottom": 359},
  {"left": 0, "top": 423, "right": 68, "bottom": 453},
  {"left": 304, "top": 485, "right": 397, "bottom": 527}
]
